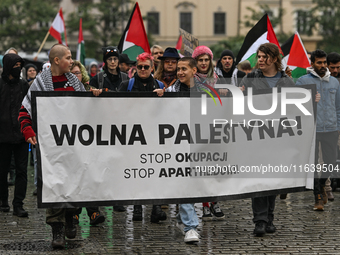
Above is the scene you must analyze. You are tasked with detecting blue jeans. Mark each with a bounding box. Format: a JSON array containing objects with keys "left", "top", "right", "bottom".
[{"left": 177, "top": 203, "right": 199, "bottom": 232}]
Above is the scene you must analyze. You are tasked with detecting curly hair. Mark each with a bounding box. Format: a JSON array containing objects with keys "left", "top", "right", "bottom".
[
  {"left": 153, "top": 59, "right": 165, "bottom": 80},
  {"left": 70, "top": 60, "right": 90, "bottom": 84},
  {"left": 256, "top": 43, "right": 283, "bottom": 72}
]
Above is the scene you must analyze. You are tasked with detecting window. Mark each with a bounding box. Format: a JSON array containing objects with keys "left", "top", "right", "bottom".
[
  {"left": 180, "top": 12, "right": 192, "bottom": 33},
  {"left": 147, "top": 12, "right": 159, "bottom": 34},
  {"left": 296, "top": 10, "right": 311, "bottom": 35},
  {"left": 214, "top": 12, "right": 226, "bottom": 35}
]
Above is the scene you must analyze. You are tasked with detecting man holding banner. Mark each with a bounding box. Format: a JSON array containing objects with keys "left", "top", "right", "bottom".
[
  {"left": 296, "top": 49, "right": 340, "bottom": 211},
  {"left": 19, "top": 44, "right": 101, "bottom": 249},
  {"left": 240, "top": 43, "right": 296, "bottom": 236}
]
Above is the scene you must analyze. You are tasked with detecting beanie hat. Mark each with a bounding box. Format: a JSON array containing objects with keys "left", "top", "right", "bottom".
[
  {"left": 220, "top": 50, "right": 235, "bottom": 60},
  {"left": 25, "top": 63, "right": 38, "bottom": 75},
  {"left": 192, "top": 45, "right": 213, "bottom": 60},
  {"left": 102, "top": 46, "right": 120, "bottom": 63}
]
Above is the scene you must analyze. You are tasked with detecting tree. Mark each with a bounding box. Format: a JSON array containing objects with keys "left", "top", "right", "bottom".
[
  {"left": 67, "top": 0, "right": 132, "bottom": 60},
  {"left": 308, "top": 0, "right": 340, "bottom": 53},
  {"left": 0, "top": 0, "right": 58, "bottom": 52},
  {"left": 242, "top": 4, "right": 292, "bottom": 44},
  {"left": 209, "top": 36, "right": 245, "bottom": 60}
]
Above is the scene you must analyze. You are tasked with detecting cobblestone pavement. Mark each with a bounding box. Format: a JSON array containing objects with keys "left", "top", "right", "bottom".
[{"left": 1, "top": 165, "right": 340, "bottom": 254}]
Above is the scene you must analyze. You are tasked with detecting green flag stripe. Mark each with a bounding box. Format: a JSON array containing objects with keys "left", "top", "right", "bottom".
[
  {"left": 123, "top": 45, "right": 144, "bottom": 62},
  {"left": 291, "top": 67, "right": 306, "bottom": 79},
  {"left": 247, "top": 53, "right": 258, "bottom": 68}
]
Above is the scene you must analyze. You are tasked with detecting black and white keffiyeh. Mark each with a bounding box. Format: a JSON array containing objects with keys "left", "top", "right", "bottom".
[{"left": 22, "top": 69, "right": 85, "bottom": 116}]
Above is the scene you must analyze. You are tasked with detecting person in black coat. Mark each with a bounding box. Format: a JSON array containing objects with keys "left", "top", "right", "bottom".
[
  {"left": 90, "top": 46, "right": 128, "bottom": 91},
  {"left": 0, "top": 53, "right": 30, "bottom": 217}
]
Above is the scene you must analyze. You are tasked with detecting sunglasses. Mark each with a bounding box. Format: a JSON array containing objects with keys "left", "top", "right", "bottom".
[
  {"left": 137, "top": 65, "right": 150, "bottom": 70},
  {"left": 164, "top": 60, "right": 177, "bottom": 64}
]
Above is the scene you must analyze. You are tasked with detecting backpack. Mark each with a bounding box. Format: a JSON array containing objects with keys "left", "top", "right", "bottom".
[{"left": 127, "top": 78, "right": 164, "bottom": 91}]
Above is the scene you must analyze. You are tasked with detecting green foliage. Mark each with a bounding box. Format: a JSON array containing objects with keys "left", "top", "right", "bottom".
[
  {"left": 209, "top": 36, "right": 245, "bottom": 60},
  {"left": 243, "top": 4, "right": 284, "bottom": 30},
  {"left": 0, "top": 0, "right": 58, "bottom": 52},
  {"left": 66, "top": 0, "right": 132, "bottom": 60},
  {"left": 309, "top": 0, "right": 340, "bottom": 53}
]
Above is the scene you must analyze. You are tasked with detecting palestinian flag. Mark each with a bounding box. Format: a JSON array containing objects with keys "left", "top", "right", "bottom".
[
  {"left": 118, "top": 2, "right": 150, "bottom": 61},
  {"left": 49, "top": 8, "right": 67, "bottom": 46},
  {"left": 175, "top": 35, "right": 182, "bottom": 50},
  {"left": 281, "top": 32, "right": 310, "bottom": 79},
  {"left": 236, "top": 14, "right": 282, "bottom": 67},
  {"left": 76, "top": 18, "right": 85, "bottom": 66}
]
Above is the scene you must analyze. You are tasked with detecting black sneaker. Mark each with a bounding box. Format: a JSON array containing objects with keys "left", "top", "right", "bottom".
[
  {"left": 133, "top": 205, "right": 142, "bottom": 221},
  {"left": 13, "top": 206, "right": 28, "bottom": 217},
  {"left": 150, "top": 205, "right": 167, "bottom": 223},
  {"left": 90, "top": 212, "right": 105, "bottom": 225},
  {"left": 202, "top": 206, "right": 213, "bottom": 221},
  {"left": 113, "top": 205, "right": 126, "bottom": 212},
  {"left": 73, "top": 215, "right": 79, "bottom": 224},
  {"left": 253, "top": 221, "right": 266, "bottom": 236},
  {"left": 210, "top": 203, "right": 225, "bottom": 219},
  {"left": 265, "top": 221, "right": 276, "bottom": 233}
]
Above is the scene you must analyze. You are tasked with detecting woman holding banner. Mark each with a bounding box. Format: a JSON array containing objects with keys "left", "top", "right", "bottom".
[{"left": 191, "top": 46, "right": 225, "bottom": 221}]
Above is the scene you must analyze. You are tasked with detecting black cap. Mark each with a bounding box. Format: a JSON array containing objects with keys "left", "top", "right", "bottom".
[
  {"left": 158, "top": 47, "right": 180, "bottom": 60},
  {"left": 119, "top": 54, "right": 136, "bottom": 65}
]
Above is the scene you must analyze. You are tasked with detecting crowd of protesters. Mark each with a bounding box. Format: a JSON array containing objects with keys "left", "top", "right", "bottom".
[{"left": 0, "top": 40, "right": 339, "bottom": 248}]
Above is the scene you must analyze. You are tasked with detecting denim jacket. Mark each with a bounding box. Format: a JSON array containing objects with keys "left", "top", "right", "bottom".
[{"left": 296, "top": 72, "right": 340, "bottom": 132}]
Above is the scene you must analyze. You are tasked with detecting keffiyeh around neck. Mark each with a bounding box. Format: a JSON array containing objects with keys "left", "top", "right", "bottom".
[
  {"left": 194, "top": 72, "right": 218, "bottom": 88},
  {"left": 22, "top": 69, "right": 85, "bottom": 117}
]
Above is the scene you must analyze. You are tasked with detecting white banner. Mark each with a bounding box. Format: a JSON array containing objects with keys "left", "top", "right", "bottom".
[{"left": 33, "top": 89, "right": 316, "bottom": 208}]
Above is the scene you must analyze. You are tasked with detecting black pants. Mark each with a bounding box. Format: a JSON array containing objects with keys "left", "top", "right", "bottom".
[
  {"left": 0, "top": 142, "right": 28, "bottom": 207},
  {"left": 314, "top": 131, "right": 339, "bottom": 195},
  {"left": 252, "top": 195, "right": 276, "bottom": 223}
]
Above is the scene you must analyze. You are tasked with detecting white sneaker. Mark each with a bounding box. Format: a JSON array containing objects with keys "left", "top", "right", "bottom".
[
  {"left": 176, "top": 222, "right": 185, "bottom": 235},
  {"left": 184, "top": 229, "right": 200, "bottom": 243}
]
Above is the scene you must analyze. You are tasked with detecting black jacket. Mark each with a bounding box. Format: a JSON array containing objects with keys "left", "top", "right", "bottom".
[
  {"left": 0, "top": 54, "right": 29, "bottom": 143},
  {"left": 90, "top": 68, "right": 128, "bottom": 91}
]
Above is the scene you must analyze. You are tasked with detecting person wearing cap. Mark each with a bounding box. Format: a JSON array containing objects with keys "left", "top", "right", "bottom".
[
  {"left": 119, "top": 54, "right": 136, "bottom": 74},
  {"left": 90, "top": 46, "right": 129, "bottom": 92},
  {"left": 191, "top": 46, "right": 225, "bottom": 221},
  {"left": 154, "top": 47, "right": 180, "bottom": 88},
  {"left": 0, "top": 53, "right": 30, "bottom": 218},
  {"left": 215, "top": 50, "right": 246, "bottom": 87},
  {"left": 24, "top": 63, "right": 38, "bottom": 85}
]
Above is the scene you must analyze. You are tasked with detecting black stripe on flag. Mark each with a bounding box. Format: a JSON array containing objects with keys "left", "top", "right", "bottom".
[{"left": 236, "top": 14, "right": 268, "bottom": 64}]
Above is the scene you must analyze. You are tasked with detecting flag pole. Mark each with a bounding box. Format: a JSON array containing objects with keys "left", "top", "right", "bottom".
[{"left": 34, "top": 31, "right": 50, "bottom": 61}]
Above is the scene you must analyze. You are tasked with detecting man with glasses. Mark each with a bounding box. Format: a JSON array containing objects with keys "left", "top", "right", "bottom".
[
  {"left": 151, "top": 45, "right": 164, "bottom": 71},
  {"left": 90, "top": 46, "right": 128, "bottom": 92},
  {"left": 154, "top": 47, "right": 180, "bottom": 88}
]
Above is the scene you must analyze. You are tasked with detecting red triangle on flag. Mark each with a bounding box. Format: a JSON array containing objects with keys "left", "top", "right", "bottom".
[
  {"left": 176, "top": 35, "right": 182, "bottom": 50},
  {"left": 287, "top": 34, "right": 310, "bottom": 68},
  {"left": 266, "top": 15, "right": 283, "bottom": 56},
  {"left": 126, "top": 2, "right": 150, "bottom": 53}
]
